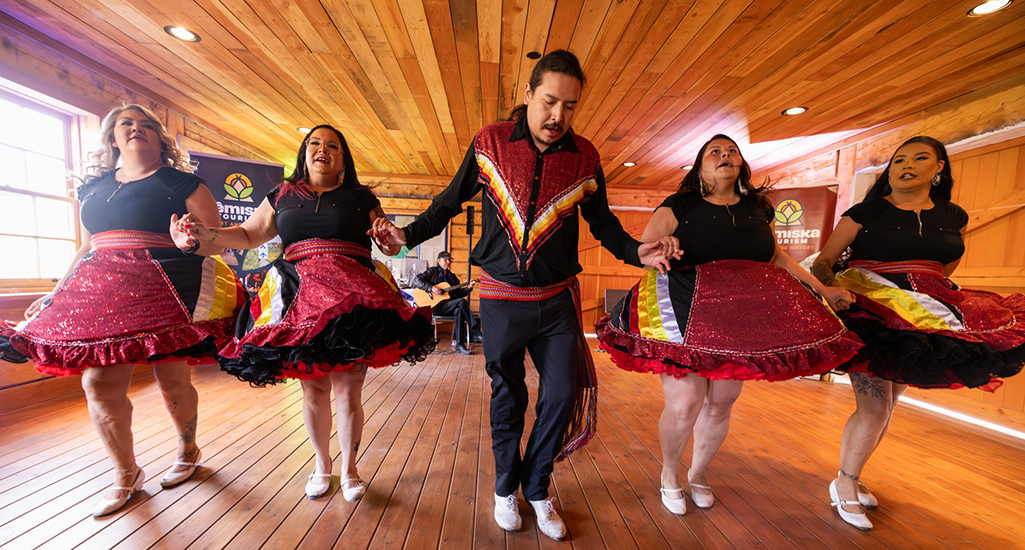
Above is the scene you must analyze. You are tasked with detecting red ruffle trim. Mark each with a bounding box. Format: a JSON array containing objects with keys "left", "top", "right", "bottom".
[
  {"left": 595, "top": 316, "right": 863, "bottom": 381},
  {"left": 278, "top": 344, "right": 404, "bottom": 380},
  {"left": 9, "top": 318, "right": 233, "bottom": 377},
  {"left": 219, "top": 301, "right": 431, "bottom": 366}
]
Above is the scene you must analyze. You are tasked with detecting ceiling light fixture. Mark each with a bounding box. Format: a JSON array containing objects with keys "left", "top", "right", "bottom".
[
  {"left": 681, "top": 165, "right": 693, "bottom": 170},
  {"left": 968, "top": 0, "right": 1012, "bottom": 16},
  {"left": 164, "top": 26, "right": 201, "bottom": 42},
  {"left": 622, "top": 162, "right": 636, "bottom": 167},
  {"left": 781, "top": 106, "right": 808, "bottom": 116},
  {"left": 297, "top": 127, "right": 311, "bottom": 134},
  {"left": 525, "top": 51, "right": 542, "bottom": 60}
]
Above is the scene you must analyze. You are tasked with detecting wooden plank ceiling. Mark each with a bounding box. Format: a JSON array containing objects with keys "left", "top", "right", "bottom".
[{"left": 3, "top": 0, "right": 1024, "bottom": 189}]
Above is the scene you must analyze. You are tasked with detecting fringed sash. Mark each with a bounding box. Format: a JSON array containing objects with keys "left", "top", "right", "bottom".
[
  {"left": 91, "top": 230, "right": 175, "bottom": 250},
  {"left": 479, "top": 272, "right": 597, "bottom": 461},
  {"left": 283, "top": 239, "right": 371, "bottom": 262}
]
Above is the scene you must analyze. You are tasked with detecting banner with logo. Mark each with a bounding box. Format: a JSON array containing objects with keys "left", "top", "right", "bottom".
[
  {"left": 770, "top": 186, "right": 837, "bottom": 263},
  {"left": 190, "top": 152, "right": 285, "bottom": 291}
]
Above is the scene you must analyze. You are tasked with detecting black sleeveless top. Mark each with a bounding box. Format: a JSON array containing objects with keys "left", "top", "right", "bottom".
[
  {"left": 78, "top": 167, "right": 203, "bottom": 234},
  {"left": 269, "top": 185, "right": 380, "bottom": 250},
  {"left": 843, "top": 198, "right": 968, "bottom": 264},
  {"left": 660, "top": 192, "right": 776, "bottom": 267}
]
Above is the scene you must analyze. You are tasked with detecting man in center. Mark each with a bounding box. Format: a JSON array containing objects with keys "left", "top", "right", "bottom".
[{"left": 371, "top": 50, "right": 675, "bottom": 541}]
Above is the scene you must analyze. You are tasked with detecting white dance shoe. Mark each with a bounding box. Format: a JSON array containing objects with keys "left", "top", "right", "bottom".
[
  {"left": 829, "top": 479, "right": 873, "bottom": 531},
  {"left": 529, "top": 497, "right": 567, "bottom": 541},
  {"left": 341, "top": 478, "right": 365, "bottom": 502},
  {"left": 659, "top": 473, "right": 687, "bottom": 515},
  {"left": 858, "top": 481, "right": 879, "bottom": 508},
  {"left": 305, "top": 473, "right": 332, "bottom": 499},
  {"left": 688, "top": 480, "right": 715, "bottom": 509},
  {"left": 159, "top": 449, "right": 202, "bottom": 488},
  {"left": 494, "top": 493, "right": 522, "bottom": 531},
  {"left": 92, "top": 466, "right": 145, "bottom": 517}
]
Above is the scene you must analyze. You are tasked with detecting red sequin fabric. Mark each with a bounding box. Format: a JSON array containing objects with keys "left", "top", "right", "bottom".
[
  {"left": 218, "top": 249, "right": 434, "bottom": 376},
  {"left": 596, "top": 260, "right": 864, "bottom": 380},
  {"left": 5, "top": 230, "right": 241, "bottom": 375}
]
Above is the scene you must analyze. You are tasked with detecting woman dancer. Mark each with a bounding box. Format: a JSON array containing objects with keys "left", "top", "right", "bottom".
[
  {"left": 0, "top": 105, "right": 243, "bottom": 517},
  {"left": 172, "top": 125, "right": 435, "bottom": 502},
  {"left": 812, "top": 136, "right": 1025, "bottom": 530},
  {"left": 596, "top": 135, "right": 862, "bottom": 515}
]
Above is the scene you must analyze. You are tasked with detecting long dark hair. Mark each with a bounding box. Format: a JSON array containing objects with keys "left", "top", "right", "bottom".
[
  {"left": 863, "top": 136, "right": 953, "bottom": 203},
  {"left": 278, "top": 124, "right": 373, "bottom": 200},
  {"left": 676, "top": 134, "right": 772, "bottom": 209},
  {"left": 507, "top": 50, "right": 587, "bottom": 121}
]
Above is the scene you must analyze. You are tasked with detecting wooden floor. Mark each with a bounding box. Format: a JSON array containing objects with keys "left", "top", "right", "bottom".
[{"left": 2, "top": 340, "right": 1024, "bottom": 550}]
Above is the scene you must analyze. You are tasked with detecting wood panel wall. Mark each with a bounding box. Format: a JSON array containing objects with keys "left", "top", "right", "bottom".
[{"left": 914, "top": 135, "right": 1025, "bottom": 424}]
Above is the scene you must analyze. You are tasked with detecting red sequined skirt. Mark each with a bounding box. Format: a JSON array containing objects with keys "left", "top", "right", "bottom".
[
  {"left": 217, "top": 239, "right": 436, "bottom": 385},
  {"left": 595, "top": 260, "right": 863, "bottom": 381},
  {"left": 0, "top": 230, "right": 244, "bottom": 376},
  {"left": 834, "top": 260, "right": 1025, "bottom": 390}
]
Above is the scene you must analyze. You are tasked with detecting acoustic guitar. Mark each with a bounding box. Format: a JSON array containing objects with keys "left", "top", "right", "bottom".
[{"left": 412, "top": 279, "right": 479, "bottom": 308}]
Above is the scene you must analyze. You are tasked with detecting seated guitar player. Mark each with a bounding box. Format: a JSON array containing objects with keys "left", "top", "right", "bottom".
[{"left": 413, "top": 251, "right": 481, "bottom": 355}]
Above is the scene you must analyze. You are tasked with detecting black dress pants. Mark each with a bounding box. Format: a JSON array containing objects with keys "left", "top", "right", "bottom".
[
  {"left": 433, "top": 297, "right": 477, "bottom": 344},
  {"left": 481, "top": 289, "right": 579, "bottom": 500}
]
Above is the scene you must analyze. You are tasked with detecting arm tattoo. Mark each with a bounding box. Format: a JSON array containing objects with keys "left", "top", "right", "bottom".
[
  {"left": 207, "top": 227, "right": 220, "bottom": 244},
  {"left": 811, "top": 261, "right": 836, "bottom": 287},
  {"left": 850, "top": 372, "right": 885, "bottom": 398}
]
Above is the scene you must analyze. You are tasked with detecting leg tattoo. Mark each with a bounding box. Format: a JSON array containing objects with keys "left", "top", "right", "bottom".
[
  {"left": 851, "top": 373, "right": 884, "bottom": 398},
  {"left": 180, "top": 414, "right": 197, "bottom": 445},
  {"left": 167, "top": 401, "right": 178, "bottom": 414}
]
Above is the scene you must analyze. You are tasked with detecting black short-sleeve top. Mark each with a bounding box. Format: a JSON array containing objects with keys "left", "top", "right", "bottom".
[
  {"left": 843, "top": 198, "right": 968, "bottom": 264},
  {"left": 660, "top": 192, "right": 776, "bottom": 266},
  {"left": 78, "top": 167, "right": 204, "bottom": 234},
  {"left": 268, "top": 185, "right": 380, "bottom": 250}
]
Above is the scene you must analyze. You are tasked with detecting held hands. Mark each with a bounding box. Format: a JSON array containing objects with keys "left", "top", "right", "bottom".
[
  {"left": 170, "top": 213, "right": 218, "bottom": 250},
  {"left": 368, "top": 217, "right": 407, "bottom": 250},
  {"left": 821, "top": 287, "right": 856, "bottom": 312},
  {"left": 638, "top": 236, "right": 684, "bottom": 275}
]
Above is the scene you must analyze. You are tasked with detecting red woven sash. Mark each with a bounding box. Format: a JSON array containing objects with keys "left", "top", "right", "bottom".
[
  {"left": 91, "top": 230, "right": 175, "bottom": 250},
  {"left": 283, "top": 239, "right": 371, "bottom": 262},
  {"left": 850, "top": 260, "right": 945, "bottom": 276}
]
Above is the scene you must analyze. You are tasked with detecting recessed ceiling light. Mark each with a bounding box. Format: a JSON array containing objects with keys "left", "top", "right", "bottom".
[
  {"left": 164, "top": 26, "right": 200, "bottom": 42},
  {"left": 968, "top": 0, "right": 1012, "bottom": 16},
  {"left": 526, "top": 51, "right": 541, "bottom": 60},
  {"left": 681, "top": 165, "right": 693, "bottom": 170},
  {"left": 297, "top": 127, "right": 311, "bottom": 134},
  {"left": 622, "top": 162, "right": 636, "bottom": 167},
  {"left": 781, "top": 106, "right": 808, "bottom": 116}
]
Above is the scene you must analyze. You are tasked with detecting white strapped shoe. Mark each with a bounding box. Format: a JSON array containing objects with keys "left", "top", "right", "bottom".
[
  {"left": 341, "top": 478, "right": 365, "bottom": 502},
  {"left": 159, "top": 449, "right": 202, "bottom": 488},
  {"left": 305, "top": 473, "right": 332, "bottom": 499},
  {"left": 92, "top": 466, "right": 145, "bottom": 518},
  {"left": 529, "top": 497, "right": 567, "bottom": 541},
  {"left": 688, "top": 481, "right": 715, "bottom": 510},
  {"left": 659, "top": 473, "right": 686, "bottom": 515},
  {"left": 494, "top": 493, "right": 522, "bottom": 531},
  {"left": 858, "top": 481, "right": 879, "bottom": 508},
  {"left": 829, "top": 479, "right": 873, "bottom": 531}
]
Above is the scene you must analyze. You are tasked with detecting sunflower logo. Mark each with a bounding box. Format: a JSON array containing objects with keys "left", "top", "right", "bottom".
[
  {"left": 224, "top": 173, "right": 254, "bottom": 202},
  {"left": 774, "top": 198, "right": 804, "bottom": 226}
]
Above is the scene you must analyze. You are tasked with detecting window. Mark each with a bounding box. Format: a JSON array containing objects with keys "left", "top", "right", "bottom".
[{"left": 0, "top": 91, "right": 78, "bottom": 284}]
